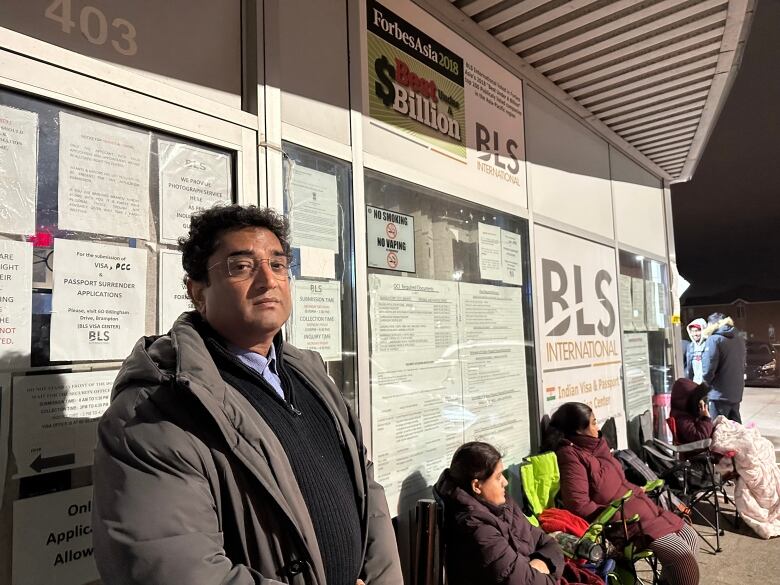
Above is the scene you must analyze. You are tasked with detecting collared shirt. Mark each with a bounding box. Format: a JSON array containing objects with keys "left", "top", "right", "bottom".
[{"left": 228, "top": 342, "right": 285, "bottom": 399}]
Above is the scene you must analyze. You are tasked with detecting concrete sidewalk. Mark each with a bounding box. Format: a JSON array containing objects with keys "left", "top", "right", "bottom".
[{"left": 686, "top": 387, "right": 780, "bottom": 584}]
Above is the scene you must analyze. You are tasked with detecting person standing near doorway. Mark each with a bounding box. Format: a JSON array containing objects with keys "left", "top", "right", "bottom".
[
  {"left": 701, "top": 312, "right": 746, "bottom": 423},
  {"left": 685, "top": 318, "right": 708, "bottom": 383}
]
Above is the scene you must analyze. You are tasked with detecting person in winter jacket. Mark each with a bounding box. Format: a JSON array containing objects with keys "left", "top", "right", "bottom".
[
  {"left": 684, "top": 318, "right": 708, "bottom": 383},
  {"left": 434, "top": 442, "right": 566, "bottom": 585},
  {"left": 92, "top": 205, "right": 402, "bottom": 585},
  {"left": 669, "top": 378, "right": 713, "bottom": 445},
  {"left": 701, "top": 313, "right": 746, "bottom": 423},
  {"left": 543, "top": 403, "right": 700, "bottom": 585}
]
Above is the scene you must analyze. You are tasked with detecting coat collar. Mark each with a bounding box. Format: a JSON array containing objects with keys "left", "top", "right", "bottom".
[{"left": 567, "top": 433, "right": 610, "bottom": 456}]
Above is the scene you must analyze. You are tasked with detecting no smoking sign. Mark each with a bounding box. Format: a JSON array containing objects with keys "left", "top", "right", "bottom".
[{"left": 366, "top": 205, "right": 415, "bottom": 272}]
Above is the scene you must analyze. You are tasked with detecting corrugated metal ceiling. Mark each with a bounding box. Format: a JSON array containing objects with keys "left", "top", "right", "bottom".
[{"left": 448, "top": 0, "right": 755, "bottom": 181}]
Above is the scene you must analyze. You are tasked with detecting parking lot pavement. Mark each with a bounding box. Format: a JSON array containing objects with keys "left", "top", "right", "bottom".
[{"left": 691, "top": 386, "right": 780, "bottom": 583}]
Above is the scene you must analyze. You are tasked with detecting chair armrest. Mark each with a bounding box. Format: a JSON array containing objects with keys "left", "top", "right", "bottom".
[
  {"left": 674, "top": 439, "right": 712, "bottom": 453},
  {"left": 644, "top": 442, "right": 677, "bottom": 463}
]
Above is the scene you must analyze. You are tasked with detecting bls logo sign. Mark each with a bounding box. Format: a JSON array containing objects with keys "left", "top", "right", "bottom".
[
  {"left": 542, "top": 259, "right": 615, "bottom": 337},
  {"left": 475, "top": 122, "right": 521, "bottom": 175}
]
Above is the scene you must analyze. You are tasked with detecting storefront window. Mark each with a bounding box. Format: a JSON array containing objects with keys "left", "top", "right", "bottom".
[
  {"left": 282, "top": 143, "right": 357, "bottom": 408},
  {"left": 0, "top": 88, "right": 236, "bottom": 369},
  {"left": 0, "top": 87, "right": 236, "bottom": 520},
  {"left": 618, "top": 251, "right": 673, "bottom": 421},
  {"left": 364, "top": 170, "right": 535, "bottom": 515}
]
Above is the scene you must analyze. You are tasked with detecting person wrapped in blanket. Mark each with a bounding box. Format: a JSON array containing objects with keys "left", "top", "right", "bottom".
[
  {"left": 542, "top": 403, "right": 700, "bottom": 585},
  {"left": 434, "top": 442, "right": 603, "bottom": 585},
  {"left": 670, "top": 378, "right": 780, "bottom": 539}
]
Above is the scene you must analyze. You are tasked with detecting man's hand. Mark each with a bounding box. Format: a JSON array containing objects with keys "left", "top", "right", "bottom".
[
  {"left": 698, "top": 400, "right": 710, "bottom": 418},
  {"left": 529, "top": 559, "right": 550, "bottom": 574},
  {"left": 357, "top": 580, "right": 366, "bottom": 585}
]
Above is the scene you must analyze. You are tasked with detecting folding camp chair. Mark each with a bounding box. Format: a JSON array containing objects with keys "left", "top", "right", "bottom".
[
  {"left": 521, "top": 452, "right": 660, "bottom": 585},
  {"left": 642, "top": 416, "right": 737, "bottom": 553}
]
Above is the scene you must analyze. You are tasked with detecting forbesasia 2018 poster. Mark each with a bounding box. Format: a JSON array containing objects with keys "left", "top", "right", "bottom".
[
  {"left": 367, "top": 0, "right": 466, "bottom": 159},
  {"left": 364, "top": 0, "right": 526, "bottom": 210}
]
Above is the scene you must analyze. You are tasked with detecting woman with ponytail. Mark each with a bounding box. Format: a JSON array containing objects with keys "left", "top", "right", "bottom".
[
  {"left": 544, "top": 403, "right": 700, "bottom": 585},
  {"left": 434, "top": 442, "right": 565, "bottom": 584}
]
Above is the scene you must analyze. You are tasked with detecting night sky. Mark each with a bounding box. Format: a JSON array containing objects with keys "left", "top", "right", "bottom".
[{"left": 671, "top": 0, "right": 780, "bottom": 300}]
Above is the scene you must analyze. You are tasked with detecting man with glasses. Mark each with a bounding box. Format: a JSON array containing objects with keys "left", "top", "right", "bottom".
[{"left": 92, "top": 205, "right": 401, "bottom": 585}]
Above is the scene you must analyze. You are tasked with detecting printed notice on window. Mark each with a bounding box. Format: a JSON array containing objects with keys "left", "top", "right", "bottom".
[
  {"left": 50, "top": 239, "right": 147, "bottom": 361},
  {"left": 619, "top": 274, "right": 634, "bottom": 331},
  {"left": 0, "top": 239, "right": 33, "bottom": 368},
  {"left": 12, "top": 370, "right": 117, "bottom": 479},
  {"left": 631, "top": 277, "right": 646, "bottom": 331},
  {"left": 58, "top": 112, "right": 150, "bottom": 239},
  {"left": 159, "top": 140, "right": 232, "bottom": 243},
  {"left": 291, "top": 279, "right": 342, "bottom": 361},
  {"left": 458, "top": 283, "right": 529, "bottom": 463},
  {"left": 623, "top": 332, "right": 652, "bottom": 419},
  {"left": 500, "top": 229, "right": 522, "bottom": 285},
  {"left": 0, "top": 105, "right": 38, "bottom": 235},
  {"left": 289, "top": 166, "right": 339, "bottom": 252},
  {"left": 158, "top": 250, "right": 193, "bottom": 334},
  {"left": 13, "top": 486, "right": 99, "bottom": 585},
  {"left": 368, "top": 274, "right": 462, "bottom": 513},
  {"left": 478, "top": 222, "right": 501, "bottom": 281}
]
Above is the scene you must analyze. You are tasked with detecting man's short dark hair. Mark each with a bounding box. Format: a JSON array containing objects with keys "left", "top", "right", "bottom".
[
  {"left": 708, "top": 312, "right": 726, "bottom": 324},
  {"left": 178, "top": 204, "right": 291, "bottom": 282}
]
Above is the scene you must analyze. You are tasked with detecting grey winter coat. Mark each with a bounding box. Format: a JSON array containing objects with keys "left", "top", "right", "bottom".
[
  {"left": 92, "top": 313, "right": 402, "bottom": 585},
  {"left": 701, "top": 317, "right": 746, "bottom": 403}
]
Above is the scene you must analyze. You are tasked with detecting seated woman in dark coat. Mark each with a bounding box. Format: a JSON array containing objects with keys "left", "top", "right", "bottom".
[
  {"left": 669, "top": 378, "right": 714, "bottom": 444},
  {"left": 543, "top": 403, "right": 700, "bottom": 585},
  {"left": 434, "top": 442, "right": 565, "bottom": 585}
]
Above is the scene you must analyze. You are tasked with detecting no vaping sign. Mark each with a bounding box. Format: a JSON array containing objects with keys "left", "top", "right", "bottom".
[{"left": 366, "top": 206, "right": 416, "bottom": 272}]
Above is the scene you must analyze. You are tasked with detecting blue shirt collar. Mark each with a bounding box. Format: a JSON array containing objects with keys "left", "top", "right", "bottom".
[{"left": 226, "top": 341, "right": 279, "bottom": 375}]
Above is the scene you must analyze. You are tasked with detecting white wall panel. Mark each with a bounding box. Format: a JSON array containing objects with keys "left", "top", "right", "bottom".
[
  {"left": 277, "top": 0, "right": 351, "bottom": 144},
  {"left": 525, "top": 87, "right": 613, "bottom": 238},
  {"left": 610, "top": 147, "right": 666, "bottom": 256}
]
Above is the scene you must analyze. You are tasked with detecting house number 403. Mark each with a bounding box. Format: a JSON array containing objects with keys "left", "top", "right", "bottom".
[{"left": 44, "top": 0, "right": 138, "bottom": 56}]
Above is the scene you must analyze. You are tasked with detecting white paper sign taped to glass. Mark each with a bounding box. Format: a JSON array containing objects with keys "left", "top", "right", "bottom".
[
  {"left": 368, "top": 274, "right": 462, "bottom": 512},
  {"left": 364, "top": 0, "right": 526, "bottom": 209},
  {"left": 477, "top": 222, "right": 501, "bottom": 281},
  {"left": 12, "top": 370, "right": 117, "bottom": 479},
  {"left": 57, "top": 112, "right": 151, "bottom": 239},
  {"left": 623, "top": 332, "right": 652, "bottom": 419},
  {"left": 631, "top": 277, "right": 646, "bottom": 331},
  {"left": 289, "top": 166, "right": 340, "bottom": 252},
  {"left": 158, "top": 249, "right": 194, "bottom": 334},
  {"left": 534, "top": 226, "right": 626, "bottom": 447},
  {"left": 500, "top": 229, "right": 522, "bottom": 285},
  {"left": 158, "top": 140, "right": 232, "bottom": 243},
  {"left": 13, "top": 485, "right": 98, "bottom": 585},
  {"left": 366, "top": 206, "right": 415, "bottom": 272},
  {"left": 292, "top": 279, "right": 342, "bottom": 362},
  {"left": 0, "top": 239, "right": 33, "bottom": 368},
  {"left": 0, "top": 105, "right": 38, "bottom": 235},
  {"left": 50, "top": 239, "right": 147, "bottom": 361},
  {"left": 619, "top": 274, "right": 634, "bottom": 331},
  {"left": 458, "top": 282, "right": 530, "bottom": 462}
]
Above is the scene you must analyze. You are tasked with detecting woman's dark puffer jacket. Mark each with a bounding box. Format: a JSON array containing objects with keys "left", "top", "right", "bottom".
[
  {"left": 434, "top": 469, "right": 564, "bottom": 585},
  {"left": 556, "top": 434, "right": 683, "bottom": 545}
]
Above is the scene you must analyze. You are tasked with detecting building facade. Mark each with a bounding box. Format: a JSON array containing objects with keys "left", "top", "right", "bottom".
[{"left": 0, "top": 1, "right": 753, "bottom": 582}]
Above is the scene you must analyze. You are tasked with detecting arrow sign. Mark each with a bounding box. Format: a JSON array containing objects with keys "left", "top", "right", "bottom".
[{"left": 30, "top": 453, "right": 76, "bottom": 473}]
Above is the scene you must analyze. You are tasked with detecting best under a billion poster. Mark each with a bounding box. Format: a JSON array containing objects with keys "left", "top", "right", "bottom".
[
  {"left": 367, "top": 0, "right": 466, "bottom": 159},
  {"left": 364, "top": 0, "right": 526, "bottom": 208}
]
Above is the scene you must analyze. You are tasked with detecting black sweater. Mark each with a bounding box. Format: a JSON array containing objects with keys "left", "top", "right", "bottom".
[{"left": 211, "top": 341, "right": 363, "bottom": 585}]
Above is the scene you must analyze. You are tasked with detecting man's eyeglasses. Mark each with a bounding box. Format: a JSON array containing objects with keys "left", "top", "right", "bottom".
[{"left": 207, "top": 255, "right": 294, "bottom": 282}]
